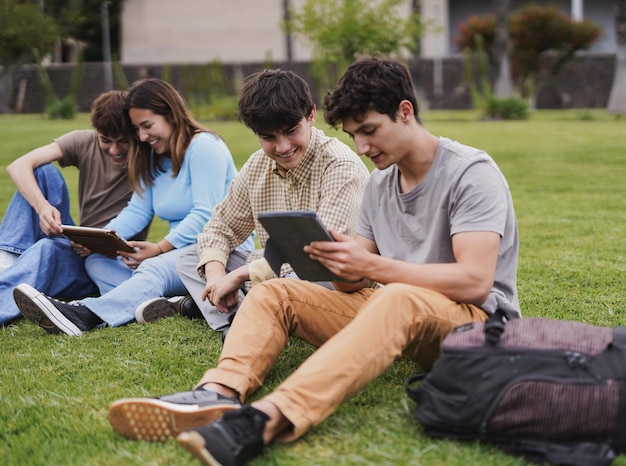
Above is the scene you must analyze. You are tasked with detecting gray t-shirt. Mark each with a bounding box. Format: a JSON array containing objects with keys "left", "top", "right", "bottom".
[{"left": 356, "top": 137, "right": 520, "bottom": 319}]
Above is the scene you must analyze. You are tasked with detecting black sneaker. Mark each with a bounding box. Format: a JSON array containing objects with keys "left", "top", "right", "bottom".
[
  {"left": 176, "top": 405, "right": 269, "bottom": 466},
  {"left": 179, "top": 295, "right": 203, "bottom": 319},
  {"left": 13, "top": 283, "right": 104, "bottom": 336},
  {"left": 109, "top": 388, "right": 242, "bottom": 442},
  {"left": 219, "top": 312, "right": 236, "bottom": 345},
  {"left": 220, "top": 326, "right": 230, "bottom": 345}
]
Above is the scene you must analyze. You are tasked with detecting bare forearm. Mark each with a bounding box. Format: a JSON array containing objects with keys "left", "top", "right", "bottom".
[
  {"left": 364, "top": 255, "right": 492, "bottom": 305},
  {"left": 7, "top": 143, "right": 63, "bottom": 216},
  {"left": 7, "top": 161, "right": 50, "bottom": 214}
]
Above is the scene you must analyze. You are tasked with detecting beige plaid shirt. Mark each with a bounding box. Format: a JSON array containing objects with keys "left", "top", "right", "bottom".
[{"left": 197, "top": 127, "right": 370, "bottom": 285}]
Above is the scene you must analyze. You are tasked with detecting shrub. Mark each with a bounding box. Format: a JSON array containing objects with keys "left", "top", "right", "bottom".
[
  {"left": 485, "top": 96, "right": 529, "bottom": 120},
  {"left": 34, "top": 47, "right": 83, "bottom": 120},
  {"left": 463, "top": 33, "right": 492, "bottom": 111},
  {"left": 182, "top": 60, "right": 235, "bottom": 120},
  {"left": 47, "top": 96, "right": 76, "bottom": 120},
  {"left": 195, "top": 95, "right": 240, "bottom": 121}
]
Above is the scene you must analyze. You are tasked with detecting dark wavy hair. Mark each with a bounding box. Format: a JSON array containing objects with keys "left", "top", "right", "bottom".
[
  {"left": 237, "top": 69, "right": 314, "bottom": 135},
  {"left": 323, "top": 56, "right": 421, "bottom": 128},
  {"left": 124, "top": 78, "right": 221, "bottom": 192}
]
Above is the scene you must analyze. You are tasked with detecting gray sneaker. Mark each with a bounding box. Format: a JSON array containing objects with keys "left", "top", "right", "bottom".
[
  {"left": 135, "top": 296, "right": 182, "bottom": 323},
  {"left": 135, "top": 295, "right": 203, "bottom": 323},
  {"left": 109, "top": 389, "right": 241, "bottom": 442}
]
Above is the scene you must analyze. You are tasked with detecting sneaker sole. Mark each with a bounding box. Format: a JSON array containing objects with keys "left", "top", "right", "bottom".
[
  {"left": 13, "top": 284, "right": 82, "bottom": 336},
  {"left": 177, "top": 430, "right": 222, "bottom": 466},
  {"left": 108, "top": 398, "right": 240, "bottom": 442},
  {"left": 136, "top": 299, "right": 178, "bottom": 323}
]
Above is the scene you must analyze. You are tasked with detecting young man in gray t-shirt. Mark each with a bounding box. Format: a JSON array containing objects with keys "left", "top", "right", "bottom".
[
  {"left": 108, "top": 57, "right": 520, "bottom": 466},
  {"left": 0, "top": 91, "right": 138, "bottom": 324}
]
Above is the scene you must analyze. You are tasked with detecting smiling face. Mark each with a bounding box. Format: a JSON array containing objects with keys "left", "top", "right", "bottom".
[
  {"left": 128, "top": 108, "right": 173, "bottom": 155},
  {"left": 256, "top": 109, "right": 316, "bottom": 171},
  {"left": 97, "top": 133, "right": 130, "bottom": 166}
]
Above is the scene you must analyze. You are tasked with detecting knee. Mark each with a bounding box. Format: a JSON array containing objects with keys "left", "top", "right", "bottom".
[
  {"left": 135, "top": 256, "right": 161, "bottom": 275},
  {"left": 374, "top": 283, "right": 419, "bottom": 302},
  {"left": 33, "top": 163, "right": 60, "bottom": 179},
  {"left": 36, "top": 238, "right": 70, "bottom": 256},
  {"left": 242, "top": 279, "right": 293, "bottom": 312},
  {"left": 176, "top": 254, "right": 193, "bottom": 278},
  {"left": 367, "top": 283, "right": 434, "bottom": 317},
  {"left": 248, "top": 278, "right": 296, "bottom": 297},
  {"left": 84, "top": 254, "right": 117, "bottom": 277},
  {"left": 246, "top": 279, "right": 280, "bottom": 299}
]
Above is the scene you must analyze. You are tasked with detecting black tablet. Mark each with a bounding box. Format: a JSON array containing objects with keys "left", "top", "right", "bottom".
[
  {"left": 62, "top": 225, "right": 135, "bottom": 258},
  {"left": 257, "top": 211, "right": 341, "bottom": 282}
]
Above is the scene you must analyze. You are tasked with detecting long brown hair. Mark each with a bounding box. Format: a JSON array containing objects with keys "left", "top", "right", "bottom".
[{"left": 124, "top": 78, "right": 221, "bottom": 192}]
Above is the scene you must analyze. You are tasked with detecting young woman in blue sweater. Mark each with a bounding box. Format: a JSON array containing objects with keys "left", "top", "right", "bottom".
[{"left": 14, "top": 78, "right": 253, "bottom": 335}]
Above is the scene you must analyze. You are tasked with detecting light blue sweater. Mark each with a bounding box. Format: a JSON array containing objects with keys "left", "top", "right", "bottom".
[{"left": 106, "top": 132, "right": 237, "bottom": 248}]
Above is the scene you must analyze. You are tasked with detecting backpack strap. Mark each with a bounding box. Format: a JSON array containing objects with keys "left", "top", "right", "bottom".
[
  {"left": 611, "top": 326, "right": 626, "bottom": 349},
  {"left": 497, "top": 440, "right": 616, "bottom": 466},
  {"left": 611, "top": 326, "right": 626, "bottom": 452},
  {"left": 484, "top": 308, "right": 507, "bottom": 346},
  {"left": 404, "top": 373, "right": 426, "bottom": 402}
]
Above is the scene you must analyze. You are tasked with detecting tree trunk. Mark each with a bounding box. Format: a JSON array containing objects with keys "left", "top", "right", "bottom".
[
  {"left": 0, "top": 64, "right": 17, "bottom": 114},
  {"left": 607, "top": 0, "right": 626, "bottom": 114},
  {"left": 493, "top": 0, "right": 512, "bottom": 97}
]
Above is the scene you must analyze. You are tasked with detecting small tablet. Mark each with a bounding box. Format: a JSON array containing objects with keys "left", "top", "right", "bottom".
[
  {"left": 62, "top": 225, "right": 135, "bottom": 258},
  {"left": 257, "top": 211, "right": 341, "bottom": 282}
]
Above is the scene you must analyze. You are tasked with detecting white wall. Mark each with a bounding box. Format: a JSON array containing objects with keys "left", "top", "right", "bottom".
[
  {"left": 120, "top": 0, "right": 615, "bottom": 65},
  {"left": 121, "top": 0, "right": 312, "bottom": 64}
]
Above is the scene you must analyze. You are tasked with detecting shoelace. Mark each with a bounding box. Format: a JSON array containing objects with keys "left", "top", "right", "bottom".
[{"left": 51, "top": 297, "right": 104, "bottom": 327}]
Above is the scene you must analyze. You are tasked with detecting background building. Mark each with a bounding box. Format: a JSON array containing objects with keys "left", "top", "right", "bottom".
[
  {"left": 119, "top": 0, "right": 616, "bottom": 65},
  {"left": 8, "top": 0, "right": 616, "bottom": 113}
]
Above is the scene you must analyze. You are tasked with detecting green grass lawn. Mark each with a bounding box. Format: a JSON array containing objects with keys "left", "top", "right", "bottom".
[{"left": 1, "top": 110, "right": 625, "bottom": 465}]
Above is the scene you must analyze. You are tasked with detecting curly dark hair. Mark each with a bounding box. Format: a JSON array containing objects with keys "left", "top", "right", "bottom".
[
  {"left": 323, "top": 56, "right": 421, "bottom": 128},
  {"left": 237, "top": 69, "right": 314, "bottom": 135}
]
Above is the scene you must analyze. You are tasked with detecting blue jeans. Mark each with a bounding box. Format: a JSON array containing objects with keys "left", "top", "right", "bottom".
[
  {"left": 0, "top": 163, "right": 74, "bottom": 254},
  {"left": 81, "top": 245, "right": 191, "bottom": 327},
  {"left": 83, "top": 253, "right": 133, "bottom": 295},
  {"left": 0, "top": 165, "right": 98, "bottom": 324}
]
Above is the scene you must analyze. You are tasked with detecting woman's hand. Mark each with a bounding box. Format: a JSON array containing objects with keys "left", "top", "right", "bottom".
[{"left": 118, "top": 240, "right": 161, "bottom": 269}]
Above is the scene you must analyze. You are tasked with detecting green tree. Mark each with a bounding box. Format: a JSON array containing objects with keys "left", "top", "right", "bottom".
[
  {"left": 492, "top": 0, "right": 512, "bottom": 97},
  {"left": 509, "top": 5, "right": 601, "bottom": 96},
  {"left": 608, "top": 0, "right": 626, "bottom": 115},
  {"left": 285, "top": 0, "right": 422, "bottom": 96},
  {"left": 455, "top": 5, "right": 601, "bottom": 100},
  {"left": 42, "top": 0, "right": 123, "bottom": 62},
  {"left": 0, "top": 0, "right": 59, "bottom": 113}
]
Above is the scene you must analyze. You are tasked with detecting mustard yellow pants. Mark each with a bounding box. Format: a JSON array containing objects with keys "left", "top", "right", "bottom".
[{"left": 198, "top": 278, "right": 487, "bottom": 441}]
